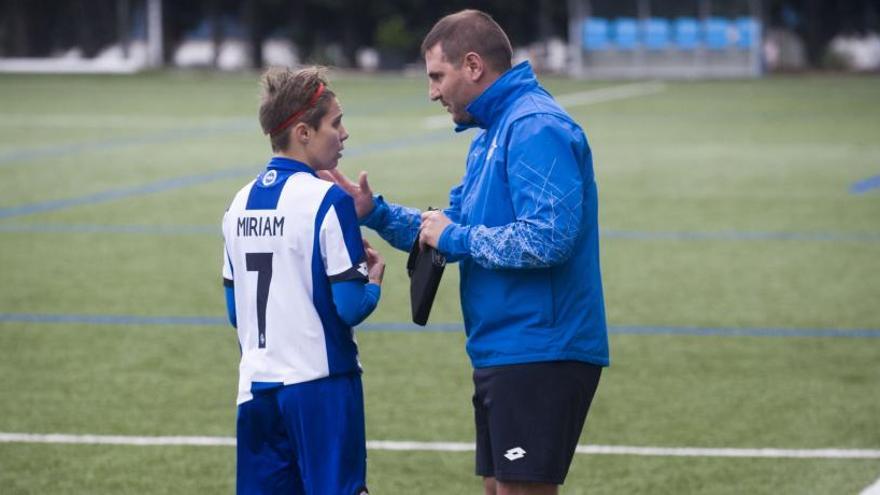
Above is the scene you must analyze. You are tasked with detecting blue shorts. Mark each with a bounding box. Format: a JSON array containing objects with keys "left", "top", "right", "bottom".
[{"left": 236, "top": 373, "right": 368, "bottom": 495}]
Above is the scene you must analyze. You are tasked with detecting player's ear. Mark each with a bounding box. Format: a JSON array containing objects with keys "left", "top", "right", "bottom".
[{"left": 292, "top": 122, "right": 310, "bottom": 145}]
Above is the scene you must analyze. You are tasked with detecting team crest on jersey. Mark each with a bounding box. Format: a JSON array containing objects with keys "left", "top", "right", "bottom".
[{"left": 261, "top": 170, "right": 277, "bottom": 186}]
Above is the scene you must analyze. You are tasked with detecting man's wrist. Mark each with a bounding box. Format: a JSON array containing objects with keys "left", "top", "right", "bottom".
[
  {"left": 360, "top": 194, "right": 388, "bottom": 229},
  {"left": 438, "top": 223, "right": 470, "bottom": 257}
]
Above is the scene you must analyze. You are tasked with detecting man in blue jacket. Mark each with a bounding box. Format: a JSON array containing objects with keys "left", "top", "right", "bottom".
[{"left": 323, "top": 9, "right": 609, "bottom": 495}]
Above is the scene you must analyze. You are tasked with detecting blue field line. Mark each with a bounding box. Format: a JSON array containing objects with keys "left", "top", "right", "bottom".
[
  {"left": 850, "top": 174, "right": 880, "bottom": 194},
  {"left": 0, "top": 223, "right": 218, "bottom": 235},
  {"left": 0, "top": 313, "right": 226, "bottom": 326},
  {"left": 602, "top": 229, "right": 880, "bottom": 243},
  {"left": 608, "top": 325, "right": 880, "bottom": 338},
  {"left": 0, "top": 130, "right": 459, "bottom": 220},
  {"left": 0, "top": 112, "right": 451, "bottom": 168},
  {"left": 0, "top": 166, "right": 256, "bottom": 219},
  {"left": 0, "top": 119, "right": 253, "bottom": 167},
  {"left": 2, "top": 222, "right": 879, "bottom": 244},
  {"left": 1, "top": 313, "right": 879, "bottom": 338},
  {"left": 344, "top": 129, "right": 455, "bottom": 157}
]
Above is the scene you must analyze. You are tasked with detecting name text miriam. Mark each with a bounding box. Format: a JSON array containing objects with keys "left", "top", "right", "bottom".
[{"left": 237, "top": 216, "right": 285, "bottom": 237}]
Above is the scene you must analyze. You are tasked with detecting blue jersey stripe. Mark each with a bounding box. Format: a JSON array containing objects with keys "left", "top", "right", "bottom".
[
  {"left": 312, "top": 187, "right": 360, "bottom": 376},
  {"left": 245, "top": 170, "right": 292, "bottom": 210},
  {"left": 324, "top": 186, "right": 366, "bottom": 265}
]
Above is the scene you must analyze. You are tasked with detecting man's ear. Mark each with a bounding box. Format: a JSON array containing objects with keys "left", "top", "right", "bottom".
[{"left": 463, "top": 52, "right": 485, "bottom": 82}]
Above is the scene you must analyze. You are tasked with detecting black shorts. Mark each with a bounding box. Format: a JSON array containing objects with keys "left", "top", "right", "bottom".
[{"left": 473, "top": 360, "right": 602, "bottom": 485}]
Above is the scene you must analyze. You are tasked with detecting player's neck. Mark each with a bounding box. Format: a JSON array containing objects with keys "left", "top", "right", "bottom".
[{"left": 275, "top": 150, "right": 315, "bottom": 172}]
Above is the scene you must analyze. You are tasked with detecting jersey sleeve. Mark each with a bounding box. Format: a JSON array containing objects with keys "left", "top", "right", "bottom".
[
  {"left": 222, "top": 245, "right": 233, "bottom": 285},
  {"left": 222, "top": 209, "right": 234, "bottom": 285},
  {"left": 221, "top": 214, "right": 236, "bottom": 327},
  {"left": 320, "top": 188, "right": 369, "bottom": 283}
]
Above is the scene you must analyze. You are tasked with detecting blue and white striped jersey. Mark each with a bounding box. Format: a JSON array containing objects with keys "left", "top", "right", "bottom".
[{"left": 222, "top": 157, "right": 368, "bottom": 405}]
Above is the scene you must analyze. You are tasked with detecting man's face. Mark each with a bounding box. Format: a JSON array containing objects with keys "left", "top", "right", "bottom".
[
  {"left": 303, "top": 97, "right": 348, "bottom": 171},
  {"left": 425, "top": 44, "right": 476, "bottom": 125}
]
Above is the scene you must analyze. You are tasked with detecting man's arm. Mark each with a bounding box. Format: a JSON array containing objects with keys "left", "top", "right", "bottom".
[
  {"left": 359, "top": 195, "right": 422, "bottom": 252},
  {"left": 433, "top": 116, "right": 587, "bottom": 270},
  {"left": 320, "top": 168, "right": 463, "bottom": 253}
]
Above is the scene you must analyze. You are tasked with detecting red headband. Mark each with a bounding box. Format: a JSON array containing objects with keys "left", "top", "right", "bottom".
[{"left": 268, "top": 82, "right": 326, "bottom": 137}]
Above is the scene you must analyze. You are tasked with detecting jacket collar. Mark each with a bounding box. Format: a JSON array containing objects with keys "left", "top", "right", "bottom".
[
  {"left": 267, "top": 156, "right": 316, "bottom": 177},
  {"left": 456, "top": 61, "right": 539, "bottom": 132}
]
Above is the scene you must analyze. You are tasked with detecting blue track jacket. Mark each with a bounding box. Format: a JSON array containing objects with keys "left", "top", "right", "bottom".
[{"left": 362, "top": 61, "right": 609, "bottom": 368}]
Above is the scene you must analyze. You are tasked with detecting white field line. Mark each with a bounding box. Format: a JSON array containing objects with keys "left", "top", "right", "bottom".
[
  {"left": 2, "top": 433, "right": 879, "bottom": 459},
  {"left": 423, "top": 81, "right": 666, "bottom": 130},
  {"left": 554, "top": 81, "right": 666, "bottom": 108},
  {"left": 862, "top": 476, "right": 880, "bottom": 495}
]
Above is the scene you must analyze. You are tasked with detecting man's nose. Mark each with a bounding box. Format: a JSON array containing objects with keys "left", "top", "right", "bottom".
[{"left": 428, "top": 85, "right": 440, "bottom": 101}]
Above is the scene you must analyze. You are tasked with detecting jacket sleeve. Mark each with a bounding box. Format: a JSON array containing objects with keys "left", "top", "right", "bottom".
[
  {"left": 359, "top": 195, "right": 423, "bottom": 252},
  {"left": 439, "top": 115, "right": 586, "bottom": 269}
]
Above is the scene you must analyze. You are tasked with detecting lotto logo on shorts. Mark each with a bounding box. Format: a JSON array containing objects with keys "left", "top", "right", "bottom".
[{"left": 504, "top": 446, "right": 526, "bottom": 461}]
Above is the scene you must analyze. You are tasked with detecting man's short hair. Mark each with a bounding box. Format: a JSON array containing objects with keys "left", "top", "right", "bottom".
[
  {"left": 421, "top": 9, "right": 512, "bottom": 74},
  {"left": 259, "top": 66, "right": 336, "bottom": 153}
]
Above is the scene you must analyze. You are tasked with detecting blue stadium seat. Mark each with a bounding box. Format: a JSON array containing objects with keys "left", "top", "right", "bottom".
[
  {"left": 704, "top": 17, "right": 730, "bottom": 50},
  {"left": 642, "top": 18, "right": 670, "bottom": 51},
  {"left": 673, "top": 17, "right": 699, "bottom": 50},
  {"left": 736, "top": 17, "right": 760, "bottom": 49},
  {"left": 582, "top": 18, "right": 610, "bottom": 51},
  {"left": 612, "top": 18, "right": 639, "bottom": 51}
]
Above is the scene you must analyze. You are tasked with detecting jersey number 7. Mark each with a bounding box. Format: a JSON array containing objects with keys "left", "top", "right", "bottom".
[{"left": 246, "top": 252, "right": 273, "bottom": 348}]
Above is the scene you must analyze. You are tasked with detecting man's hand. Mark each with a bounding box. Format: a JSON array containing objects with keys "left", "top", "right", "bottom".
[
  {"left": 363, "top": 239, "right": 385, "bottom": 285},
  {"left": 419, "top": 210, "right": 452, "bottom": 250},
  {"left": 318, "top": 168, "right": 375, "bottom": 219}
]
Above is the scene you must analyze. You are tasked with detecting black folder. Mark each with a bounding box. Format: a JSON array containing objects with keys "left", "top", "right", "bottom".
[{"left": 406, "top": 236, "right": 446, "bottom": 326}]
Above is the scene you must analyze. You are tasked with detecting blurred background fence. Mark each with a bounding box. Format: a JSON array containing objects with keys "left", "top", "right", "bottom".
[{"left": 0, "top": 0, "right": 878, "bottom": 77}]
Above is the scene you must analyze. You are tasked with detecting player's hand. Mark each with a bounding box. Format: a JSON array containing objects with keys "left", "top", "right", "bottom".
[
  {"left": 318, "top": 168, "right": 375, "bottom": 219},
  {"left": 363, "top": 239, "right": 385, "bottom": 285},
  {"left": 419, "top": 210, "right": 452, "bottom": 250}
]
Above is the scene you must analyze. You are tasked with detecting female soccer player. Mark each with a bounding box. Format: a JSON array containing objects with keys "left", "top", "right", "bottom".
[{"left": 222, "top": 67, "right": 382, "bottom": 495}]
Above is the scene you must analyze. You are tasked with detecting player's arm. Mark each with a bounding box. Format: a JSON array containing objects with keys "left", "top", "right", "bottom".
[
  {"left": 224, "top": 279, "right": 237, "bottom": 328},
  {"left": 331, "top": 280, "right": 381, "bottom": 327},
  {"left": 437, "top": 116, "right": 586, "bottom": 269},
  {"left": 222, "top": 237, "right": 237, "bottom": 328},
  {"left": 321, "top": 188, "right": 384, "bottom": 326}
]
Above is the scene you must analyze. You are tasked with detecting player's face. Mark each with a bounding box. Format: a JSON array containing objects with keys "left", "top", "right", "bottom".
[
  {"left": 425, "top": 44, "right": 477, "bottom": 125},
  {"left": 306, "top": 97, "right": 348, "bottom": 171}
]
